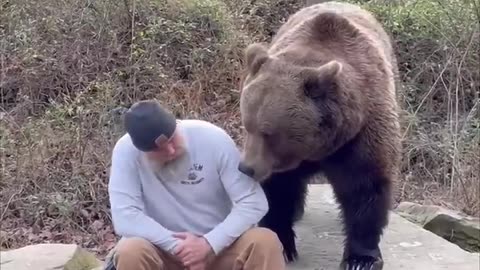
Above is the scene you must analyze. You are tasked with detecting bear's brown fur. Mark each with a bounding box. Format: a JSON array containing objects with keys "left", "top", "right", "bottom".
[{"left": 237, "top": 2, "right": 402, "bottom": 270}]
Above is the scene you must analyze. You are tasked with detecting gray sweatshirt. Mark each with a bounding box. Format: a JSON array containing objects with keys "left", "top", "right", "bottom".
[{"left": 108, "top": 119, "right": 269, "bottom": 255}]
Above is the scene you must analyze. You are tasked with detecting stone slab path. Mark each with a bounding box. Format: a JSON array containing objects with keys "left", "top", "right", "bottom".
[
  {"left": 1, "top": 184, "right": 478, "bottom": 270},
  {"left": 288, "top": 184, "right": 480, "bottom": 270}
]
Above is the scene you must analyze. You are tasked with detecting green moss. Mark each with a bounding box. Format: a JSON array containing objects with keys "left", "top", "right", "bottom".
[{"left": 63, "top": 246, "right": 102, "bottom": 270}]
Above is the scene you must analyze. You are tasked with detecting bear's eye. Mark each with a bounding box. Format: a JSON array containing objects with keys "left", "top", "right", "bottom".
[
  {"left": 263, "top": 133, "right": 279, "bottom": 149},
  {"left": 261, "top": 132, "right": 272, "bottom": 139},
  {"left": 260, "top": 131, "right": 276, "bottom": 142}
]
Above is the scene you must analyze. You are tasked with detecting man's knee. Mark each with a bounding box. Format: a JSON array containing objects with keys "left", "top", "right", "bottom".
[
  {"left": 113, "top": 237, "right": 160, "bottom": 263},
  {"left": 208, "top": 228, "right": 286, "bottom": 269},
  {"left": 241, "top": 227, "right": 283, "bottom": 252}
]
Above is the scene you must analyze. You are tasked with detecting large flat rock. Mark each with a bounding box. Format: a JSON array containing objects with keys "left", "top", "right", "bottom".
[
  {"left": 0, "top": 243, "right": 102, "bottom": 270},
  {"left": 396, "top": 201, "right": 480, "bottom": 252},
  {"left": 288, "top": 184, "right": 480, "bottom": 270}
]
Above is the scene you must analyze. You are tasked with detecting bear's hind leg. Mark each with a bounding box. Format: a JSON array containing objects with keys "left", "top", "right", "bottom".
[
  {"left": 329, "top": 170, "right": 391, "bottom": 270},
  {"left": 258, "top": 171, "right": 309, "bottom": 263}
]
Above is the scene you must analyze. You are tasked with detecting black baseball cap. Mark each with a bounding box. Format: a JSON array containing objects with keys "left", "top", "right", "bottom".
[{"left": 123, "top": 99, "right": 177, "bottom": 152}]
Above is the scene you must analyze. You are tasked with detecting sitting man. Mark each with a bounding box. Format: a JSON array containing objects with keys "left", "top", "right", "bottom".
[{"left": 104, "top": 99, "right": 286, "bottom": 270}]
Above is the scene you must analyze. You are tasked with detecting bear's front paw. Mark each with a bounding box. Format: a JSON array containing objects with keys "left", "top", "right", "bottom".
[
  {"left": 340, "top": 244, "right": 383, "bottom": 270},
  {"left": 339, "top": 255, "right": 383, "bottom": 270},
  {"left": 283, "top": 245, "right": 298, "bottom": 263},
  {"left": 275, "top": 226, "right": 298, "bottom": 262},
  {"left": 260, "top": 218, "right": 298, "bottom": 262},
  {"left": 278, "top": 227, "right": 298, "bottom": 262}
]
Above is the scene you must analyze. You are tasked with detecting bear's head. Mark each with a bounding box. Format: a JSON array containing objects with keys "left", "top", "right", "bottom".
[{"left": 238, "top": 42, "right": 348, "bottom": 182}]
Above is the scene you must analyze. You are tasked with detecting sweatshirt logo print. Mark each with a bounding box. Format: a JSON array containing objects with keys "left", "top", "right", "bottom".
[{"left": 181, "top": 163, "right": 204, "bottom": 185}]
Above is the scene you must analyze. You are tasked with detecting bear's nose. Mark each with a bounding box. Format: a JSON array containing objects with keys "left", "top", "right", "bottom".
[{"left": 238, "top": 162, "right": 255, "bottom": 178}]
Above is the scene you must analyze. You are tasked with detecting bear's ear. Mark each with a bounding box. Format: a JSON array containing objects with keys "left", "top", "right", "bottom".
[
  {"left": 302, "top": 60, "right": 342, "bottom": 100},
  {"left": 245, "top": 43, "right": 270, "bottom": 75}
]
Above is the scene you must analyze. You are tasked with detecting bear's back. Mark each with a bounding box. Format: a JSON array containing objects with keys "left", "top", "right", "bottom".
[{"left": 270, "top": 1, "right": 394, "bottom": 68}]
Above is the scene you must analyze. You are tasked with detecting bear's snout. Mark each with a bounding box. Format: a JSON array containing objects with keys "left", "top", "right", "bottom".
[{"left": 238, "top": 162, "right": 255, "bottom": 178}]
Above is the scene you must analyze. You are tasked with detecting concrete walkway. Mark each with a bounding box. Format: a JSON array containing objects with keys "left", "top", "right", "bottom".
[{"left": 288, "top": 184, "right": 480, "bottom": 270}]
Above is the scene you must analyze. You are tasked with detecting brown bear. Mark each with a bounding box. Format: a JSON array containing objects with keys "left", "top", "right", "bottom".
[{"left": 237, "top": 1, "right": 402, "bottom": 270}]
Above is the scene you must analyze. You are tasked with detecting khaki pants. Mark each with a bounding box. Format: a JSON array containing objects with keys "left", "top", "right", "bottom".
[{"left": 105, "top": 227, "right": 286, "bottom": 270}]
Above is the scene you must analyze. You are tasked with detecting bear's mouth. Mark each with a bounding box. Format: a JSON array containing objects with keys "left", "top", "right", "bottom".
[{"left": 272, "top": 157, "right": 301, "bottom": 173}]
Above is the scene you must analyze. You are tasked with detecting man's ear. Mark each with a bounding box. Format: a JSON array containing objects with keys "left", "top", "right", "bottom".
[
  {"left": 154, "top": 134, "right": 169, "bottom": 146},
  {"left": 244, "top": 43, "right": 270, "bottom": 75},
  {"left": 302, "top": 60, "right": 342, "bottom": 100}
]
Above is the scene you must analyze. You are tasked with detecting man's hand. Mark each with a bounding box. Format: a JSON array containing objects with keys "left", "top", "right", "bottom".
[
  {"left": 173, "top": 232, "right": 214, "bottom": 267},
  {"left": 187, "top": 260, "right": 207, "bottom": 270}
]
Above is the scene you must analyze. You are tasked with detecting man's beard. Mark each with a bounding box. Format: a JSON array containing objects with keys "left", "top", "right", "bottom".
[{"left": 148, "top": 147, "right": 191, "bottom": 182}]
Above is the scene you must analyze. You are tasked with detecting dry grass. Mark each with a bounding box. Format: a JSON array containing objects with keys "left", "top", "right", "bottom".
[
  {"left": 0, "top": 0, "right": 300, "bottom": 256},
  {"left": 357, "top": 0, "right": 480, "bottom": 216},
  {"left": 1, "top": 0, "right": 478, "bottom": 258}
]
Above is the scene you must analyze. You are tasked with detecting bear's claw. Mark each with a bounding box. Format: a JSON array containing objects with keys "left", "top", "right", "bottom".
[
  {"left": 278, "top": 227, "right": 298, "bottom": 262},
  {"left": 283, "top": 248, "right": 298, "bottom": 263},
  {"left": 340, "top": 255, "right": 383, "bottom": 270}
]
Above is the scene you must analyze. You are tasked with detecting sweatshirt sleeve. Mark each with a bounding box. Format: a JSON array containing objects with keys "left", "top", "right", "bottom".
[
  {"left": 108, "top": 137, "right": 179, "bottom": 254},
  {"left": 202, "top": 130, "right": 269, "bottom": 255}
]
